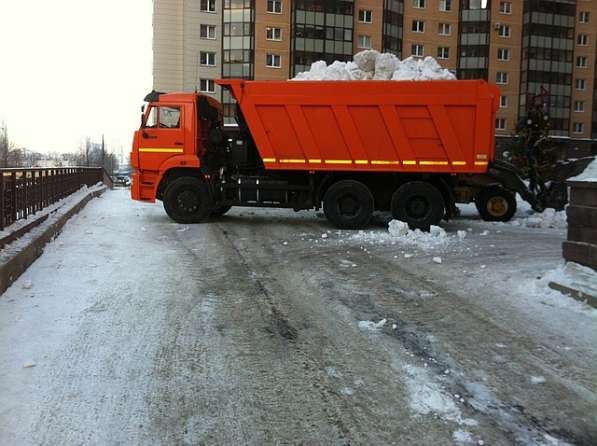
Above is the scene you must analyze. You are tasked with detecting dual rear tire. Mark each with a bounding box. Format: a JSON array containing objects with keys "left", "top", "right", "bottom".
[
  {"left": 323, "top": 179, "right": 445, "bottom": 231},
  {"left": 390, "top": 181, "right": 445, "bottom": 231},
  {"left": 323, "top": 180, "right": 374, "bottom": 229}
]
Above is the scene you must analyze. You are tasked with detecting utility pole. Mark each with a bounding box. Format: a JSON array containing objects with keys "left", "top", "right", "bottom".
[
  {"left": 101, "top": 134, "right": 106, "bottom": 170},
  {"left": 0, "top": 121, "right": 8, "bottom": 168}
]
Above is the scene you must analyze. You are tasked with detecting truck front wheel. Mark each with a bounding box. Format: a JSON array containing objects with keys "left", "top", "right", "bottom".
[
  {"left": 474, "top": 186, "right": 516, "bottom": 222},
  {"left": 323, "top": 180, "right": 374, "bottom": 229},
  {"left": 163, "top": 177, "right": 212, "bottom": 224},
  {"left": 391, "top": 181, "right": 445, "bottom": 231}
]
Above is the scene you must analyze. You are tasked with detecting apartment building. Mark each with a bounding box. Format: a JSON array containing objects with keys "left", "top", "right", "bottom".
[
  {"left": 153, "top": 0, "right": 223, "bottom": 96},
  {"left": 152, "top": 0, "right": 597, "bottom": 139}
]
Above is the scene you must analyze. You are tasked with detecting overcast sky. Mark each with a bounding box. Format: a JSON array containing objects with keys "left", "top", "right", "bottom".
[{"left": 0, "top": 0, "right": 153, "bottom": 156}]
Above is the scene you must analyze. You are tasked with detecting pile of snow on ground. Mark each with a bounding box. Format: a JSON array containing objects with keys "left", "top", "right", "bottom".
[
  {"left": 351, "top": 219, "right": 454, "bottom": 250},
  {"left": 569, "top": 157, "right": 597, "bottom": 182},
  {"left": 510, "top": 208, "right": 567, "bottom": 229},
  {"left": 293, "top": 50, "right": 456, "bottom": 81},
  {"left": 358, "top": 319, "right": 387, "bottom": 331}
]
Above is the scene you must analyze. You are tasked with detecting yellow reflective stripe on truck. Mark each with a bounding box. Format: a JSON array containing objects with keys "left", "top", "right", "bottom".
[{"left": 139, "top": 148, "right": 184, "bottom": 153}]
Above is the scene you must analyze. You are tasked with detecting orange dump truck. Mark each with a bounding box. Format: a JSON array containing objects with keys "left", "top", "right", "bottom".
[{"left": 131, "top": 79, "right": 531, "bottom": 229}]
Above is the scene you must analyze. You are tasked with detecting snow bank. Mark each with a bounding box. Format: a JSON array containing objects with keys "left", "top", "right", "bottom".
[
  {"left": 517, "top": 263, "right": 597, "bottom": 316},
  {"left": 569, "top": 157, "right": 597, "bottom": 182},
  {"left": 293, "top": 50, "right": 456, "bottom": 82},
  {"left": 511, "top": 208, "right": 567, "bottom": 229},
  {"left": 544, "top": 262, "right": 597, "bottom": 300}
]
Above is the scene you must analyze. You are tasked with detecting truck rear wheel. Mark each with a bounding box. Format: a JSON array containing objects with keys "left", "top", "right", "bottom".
[
  {"left": 163, "top": 177, "right": 212, "bottom": 224},
  {"left": 391, "top": 181, "right": 445, "bottom": 231},
  {"left": 475, "top": 186, "right": 516, "bottom": 222},
  {"left": 323, "top": 180, "right": 374, "bottom": 229}
]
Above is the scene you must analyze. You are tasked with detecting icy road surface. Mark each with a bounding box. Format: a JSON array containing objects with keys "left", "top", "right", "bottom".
[{"left": 1, "top": 189, "right": 596, "bottom": 446}]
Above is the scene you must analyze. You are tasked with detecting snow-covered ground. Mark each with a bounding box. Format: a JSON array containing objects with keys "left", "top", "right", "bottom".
[
  {"left": 570, "top": 157, "right": 597, "bottom": 182},
  {"left": 1, "top": 190, "right": 595, "bottom": 445},
  {"left": 0, "top": 183, "right": 104, "bottom": 241}
]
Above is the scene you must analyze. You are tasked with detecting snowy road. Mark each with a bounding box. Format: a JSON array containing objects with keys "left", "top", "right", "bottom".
[{"left": 1, "top": 189, "right": 596, "bottom": 446}]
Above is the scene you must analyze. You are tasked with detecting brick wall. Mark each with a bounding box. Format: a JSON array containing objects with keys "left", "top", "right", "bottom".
[{"left": 563, "top": 181, "right": 597, "bottom": 271}]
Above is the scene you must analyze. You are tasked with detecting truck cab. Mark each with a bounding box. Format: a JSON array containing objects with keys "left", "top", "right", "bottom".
[{"left": 130, "top": 91, "right": 223, "bottom": 203}]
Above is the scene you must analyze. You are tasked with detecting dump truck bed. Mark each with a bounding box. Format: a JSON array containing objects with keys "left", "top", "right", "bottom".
[{"left": 217, "top": 79, "right": 500, "bottom": 174}]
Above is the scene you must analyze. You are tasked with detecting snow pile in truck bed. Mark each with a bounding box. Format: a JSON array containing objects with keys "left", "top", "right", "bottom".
[
  {"left": 292, "top": 50, "right": 456, "bottom": 81},
  {"left": 569, "top": 157, "right": 597, "bottom": 183}
]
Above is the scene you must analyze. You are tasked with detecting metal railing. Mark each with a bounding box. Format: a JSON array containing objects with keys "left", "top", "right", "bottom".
[{"left": 0, "top": 167, "right": 111, "bottom": 231}]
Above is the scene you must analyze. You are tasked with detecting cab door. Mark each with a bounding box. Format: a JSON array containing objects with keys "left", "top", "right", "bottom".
[{"left": 139, "top": 104, "right": 185, "bottom": 170}]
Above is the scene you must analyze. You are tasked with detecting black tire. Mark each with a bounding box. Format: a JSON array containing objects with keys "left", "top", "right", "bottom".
[
  {"left": 391, "top": 181, "right": 445, "bottom": 231},
  {"left": 474, "top": 186, "right": 517, "bottom": 222},
  {"left": 323, "top": 180, "right": 374, "bottom": 229},
  {"left": 211, "top": 205, "right": 232, "bottom": 217},
  {"left": 163, "top": 177, "right": 212, "bottom": 224}
]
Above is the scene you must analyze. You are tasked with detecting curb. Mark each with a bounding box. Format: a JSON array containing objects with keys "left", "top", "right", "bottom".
[
  {"left": 548, "top": 281, "right": 597, "bottom": 310},
  {"left": 0, "top": 186, "right": 107, "bottom": 296}
]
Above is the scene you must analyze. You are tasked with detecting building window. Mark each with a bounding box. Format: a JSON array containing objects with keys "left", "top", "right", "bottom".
[
  {"left": 266, "top": 54, "right": 281, "bottom": 68},
  {"left": 358, "top": 35, "right": 372, "bottom": 49},
  {"left": 412, "top": 20, "right": 425, "bottom": 33},
  {"left": 576, "top": 56, "right": 588, "bottom": 68},
  {"left": 200, "top": 0, "right": 216, "bottom": 13},
  {"left": 200, "top": 24, "right": 216, "bottom": 40},
  {"left": 199, "top": 79, "right": 215, "bottom": 93},
  {"left": 497, "top": 48, "right": 510, "bottom": 61},
  {"left": 439, "top": 0, "right": 451, "bottom": 11},
  {"left": 574, "top": 101, "right": 585, "bottom": 113},
  {"left": 266, "top": 27, "right": 282, "bottom": 41},
  {"left": 412, "top": 44, "right": 424, "bottom": 57},
  {"left": 496, "top": 118, "right": 506, "bottom": 130},
  {"left": 437, "top": 47, "right": 449, "bottom": 59},
  {"left": 439, "top": 23, "right": 451, "bottom": 36},
  {"left": 413, "top": 0, "right": 426, "bottom": 8},
  {"left": 500, "top": 96, "right": 508, "bottom": 108},
  {"left": 200, "top": 51, "right": 216, "bottom": 66},
  {"left": 499, "top": 1, "right": 512, "bottom": 14},
  {"left": 579, "top": 11, "right": 590, "bottom": 24},
  {"left": 575, "top": 79, "right": 586, "bottom": 90},
  {"left": 359, "top": 9, "right": 372, "bottom": 23},
  {"left": 496, "top": 72, "right": 508, "bottom": 84},
  {"left": 498, "top": 25, "right": 511, "bottom": 38},
  {"left": 577, "top": 34, "right": 589, "bottom": 46},
  {"left": 573, "top": 122, "right": 584, "bottom": 133},
  {"left": 267, "top": 0, "right": 282, "bottom": 14}
]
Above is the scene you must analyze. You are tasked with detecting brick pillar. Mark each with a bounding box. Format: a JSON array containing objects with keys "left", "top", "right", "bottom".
[{"left": 563, "top": 181, "right": 597, "bottom": 271}]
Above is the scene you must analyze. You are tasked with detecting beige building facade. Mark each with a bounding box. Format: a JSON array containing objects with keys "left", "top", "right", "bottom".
[
  {"left": 153, "top": 0, "right": 222, "bottom": 98},
  {"left": 153, "top": 0, "right": 597, "bottom": 139}
]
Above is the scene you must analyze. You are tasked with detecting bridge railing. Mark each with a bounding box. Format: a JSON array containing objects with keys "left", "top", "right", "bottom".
[{"left": 0, "top": 167, "right": 112, "bottom": 231}]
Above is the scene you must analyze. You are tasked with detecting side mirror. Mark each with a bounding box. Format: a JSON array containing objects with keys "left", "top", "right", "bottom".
[{"left": 141, "top": 104, "right": 146, "bottom": 113}]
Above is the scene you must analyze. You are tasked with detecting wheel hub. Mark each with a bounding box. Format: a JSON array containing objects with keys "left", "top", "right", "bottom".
[
  {"left": 338, "top": 194, "right": 360, "bottom": 217},
  {"left": 406, "top": 196, "right": 430, "bottom": 219},
  {"left": 487, "top": 196, "right": 508, "bottom": 217},
  {"left": 177, "top": 190, "right": 200, "bottom": 214}
]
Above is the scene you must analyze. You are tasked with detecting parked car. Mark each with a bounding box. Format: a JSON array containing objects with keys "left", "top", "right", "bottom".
[{"left": 113, "top": 174, "right": 131, "bottom": 187}]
